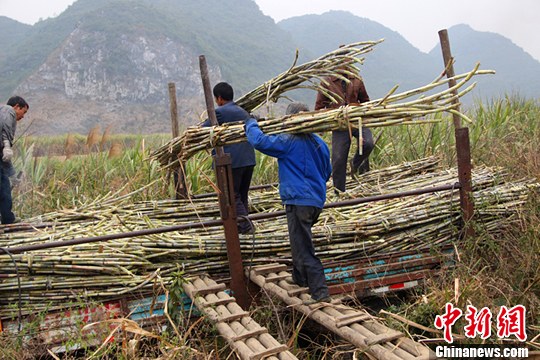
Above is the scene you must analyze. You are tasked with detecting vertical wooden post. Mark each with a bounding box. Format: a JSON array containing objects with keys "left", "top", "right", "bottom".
[
  {"left": 199, "top": 55, "right": 250, "bottom": 310},
  {"left": 168, "top": 83, "right": 187, "bottom": 199},
  {"left": 438, "top": 29, "right": 475, "bottom": 238}
]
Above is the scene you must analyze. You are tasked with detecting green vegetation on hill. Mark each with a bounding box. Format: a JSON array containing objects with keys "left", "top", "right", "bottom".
[
  {"left": 0, "top": 0, "right": 298, "bottom": 99},
  {"left": 1, "top": 2, "right": 539, "bottom": 135},
  {"left": 0, "top": 18, "right": 34, "bottom": 95},
  {"left": 429, "top": 24, "right": 540, "bottom": 99},
  {"left": 278, "top": 11, "right": 440, "bottom": 100},
  {"left": 0, "top": 16, "right": 32, "bottom": 52},
  {"left": 137, "top": 0, "right": 297, "bottom": 91}
]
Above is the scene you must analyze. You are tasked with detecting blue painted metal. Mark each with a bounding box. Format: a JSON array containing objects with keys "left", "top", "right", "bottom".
[
  {"left": 323, "top": 247, "right": 455, "bottom": 293},
  {"left": 127, "top": 293, "right": 196, "bottom": 322}
]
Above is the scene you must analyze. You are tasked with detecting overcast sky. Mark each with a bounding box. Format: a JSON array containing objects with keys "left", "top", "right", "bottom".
[{"left": 1, "top": 0, "right": 539, "bottom": 61}]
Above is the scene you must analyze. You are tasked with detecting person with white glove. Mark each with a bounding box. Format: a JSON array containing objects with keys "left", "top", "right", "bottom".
[
  {"left": 0, "top": 96, "right": 29, "bottom": 224},
  {"left": 2, "top": 140, "right": 13, "bottom": 162}
]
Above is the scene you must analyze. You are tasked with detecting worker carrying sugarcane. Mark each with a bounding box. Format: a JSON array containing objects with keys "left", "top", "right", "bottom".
[
  {"left": 0, "top": 96, "right": 29, "bottom": 224},
  {"left": 245, "top": 102, "right": 332, "bottom": 305},
  {"left": 315, "top": 63, "right": 374, "bottom": 192},
  {"left": 202, "top": 82, "right": 255, "bottom": 234}
]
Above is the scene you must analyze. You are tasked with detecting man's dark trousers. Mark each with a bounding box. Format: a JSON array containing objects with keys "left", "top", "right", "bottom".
[
  {"left": 331, "top": 127, "right": 374, "bottom": 192},
  {"left": 0, "top": 166, "right": 15, "bottom": 224},
  {"left": 286, "top": 204, "right": 329, "bottom": 301}
]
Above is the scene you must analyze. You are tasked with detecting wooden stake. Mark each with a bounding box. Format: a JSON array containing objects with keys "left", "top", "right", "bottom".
[{"left": 168, "top": 83, "right": 187, "bottom": 199}]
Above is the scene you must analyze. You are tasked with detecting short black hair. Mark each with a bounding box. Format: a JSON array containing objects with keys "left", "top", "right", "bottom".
[
  {"left": 213, "top": 82, "right": 234, "bottom": 101},
  {"left": 7, "top": 96, "right": 29, "bottom": 109}
]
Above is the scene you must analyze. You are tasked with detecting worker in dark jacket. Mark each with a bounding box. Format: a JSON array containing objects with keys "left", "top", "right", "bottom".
[
  {"left": 315, "top": 69, "right": 374, "bottom": 192},
  {"left": 0, "top": 96, "right": 29, "bottom": 224},
  {"left": 245, "top": 102, "right": 332, "bottom": 304},
  {"left": 202, "top": 82, "right": 256, "bottom": 234}
]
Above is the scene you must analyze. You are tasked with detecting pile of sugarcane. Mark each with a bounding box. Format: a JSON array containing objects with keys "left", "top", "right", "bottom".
[{"left": 0, "top": 157, "right": 537, "bottom": 317}]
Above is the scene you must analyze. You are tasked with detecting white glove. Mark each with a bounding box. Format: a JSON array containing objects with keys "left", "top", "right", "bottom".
[{"left": 2, "top": 141, "right": 13, "bottom": 162}]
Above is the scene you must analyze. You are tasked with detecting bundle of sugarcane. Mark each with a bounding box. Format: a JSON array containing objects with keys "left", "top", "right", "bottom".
[
  {"left": 2, "top": 161, "right": 508, "bottom": 254},
  {"left": 235, "top": 41, "right": 383, "bottom": 113},
  {"left": 0, "top": 163, "right": 537, "bottom": 317},
  {"left": 151, "top": 64, "right": 494, "bottom": 169},
  {"left": 14, "top": 157, "right": 497, "bottom": 232},
  {"left": 17, "top": 156, "right": 440, "bottom": 226}
]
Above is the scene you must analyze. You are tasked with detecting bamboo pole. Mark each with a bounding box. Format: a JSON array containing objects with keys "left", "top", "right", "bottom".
[
  {"left": 168, "top": 82, "right": 187, "bottom": 199},
  {"left": 438, "top": 29, "right": 475, "bottom": 238},
  {"left": 199, "top": 55, "right": 250, "bottom": 310}
]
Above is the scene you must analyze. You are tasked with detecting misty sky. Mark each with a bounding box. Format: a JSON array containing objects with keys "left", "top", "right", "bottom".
[{"left": 1, "top": 0, "right": 539, "bottom": 61}]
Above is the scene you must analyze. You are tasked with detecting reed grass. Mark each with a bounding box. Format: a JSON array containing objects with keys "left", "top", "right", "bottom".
[
  {"left": 86, "top": 125, "right": 101, "bottom": 151},
  {"left": 376, "top": 95, "right": 540, "bottom": 349}
]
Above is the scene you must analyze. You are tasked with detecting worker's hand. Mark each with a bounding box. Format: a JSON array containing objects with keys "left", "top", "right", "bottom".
[
  {"left": 2, "top": 141, "right": 13, "bottom": 162},
  {"left": 2, "top": 147, "right": 13, "bottom": 162},
  {"left": 248, "top": 113, "right": 261, "bottom": 121},
  {"left": 245, "top": 117, "right": 258, "bottom": 125}
]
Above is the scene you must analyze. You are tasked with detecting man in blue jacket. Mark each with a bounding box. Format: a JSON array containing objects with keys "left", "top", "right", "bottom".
[
  {"left": 245, "top": 102, "right": 332, "bottom": 304},
  {"left": 202, "top": 82, "right": 256, "bottom": 234}
]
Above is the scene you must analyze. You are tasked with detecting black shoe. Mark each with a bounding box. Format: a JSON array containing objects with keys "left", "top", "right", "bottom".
[
  {"left": 238, "top": 225, "right": 253, "bottom": 235},
  {"left": 350, "top": 159, "right": 358, "bottom": 177}
]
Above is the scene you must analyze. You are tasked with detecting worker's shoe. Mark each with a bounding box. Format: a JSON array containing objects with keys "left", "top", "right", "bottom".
[
  {"left": 350, "top": 159, "right": 359, "bottom": 177},
  {"left": 238, "top": 224, "right": 254, "bottom": 235},
  {"left": 303, "top": 296, "right": 332, "bottom": 306}
]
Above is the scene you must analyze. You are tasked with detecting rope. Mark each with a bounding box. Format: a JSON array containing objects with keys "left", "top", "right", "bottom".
[
  {"left": 358, "top": 116, "right": 363, "bottom": 156},
  {"left": 238, "top": 215, "right": 257, "bottom": 278}
]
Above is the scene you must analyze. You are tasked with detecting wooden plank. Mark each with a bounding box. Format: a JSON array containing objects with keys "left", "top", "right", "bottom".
[
  {"left": 191, "top": 283, "right": 227, "bottom": 296},
  {"left": 249, "top": 345, "right": 289, "bottom": 360},
  {"left": 367, "top": 331, "right": 405, "bottom": 346},
  {"left": 287, "top": 287, "right": 310, "bottom": 297},
  {"left": 336, "top": 313, "right": 373, "bottom": 327},
  {"left": 265, "top": 273, "right": 291, "bottom": 283},
  {"left": 216, "top": 311, "right": 249, "bottom": 323},
  {"left": 230, "top": 327, "right": 268, "bottom": 342},
  {"left": 252, "top": 263, "right": 287, "bottom": 276},
  {"left": 248, "top": 266, "right": 437, "bottom": 360},
  {"left": 200, "top": 297, "right": 236, "bottom": 307}
]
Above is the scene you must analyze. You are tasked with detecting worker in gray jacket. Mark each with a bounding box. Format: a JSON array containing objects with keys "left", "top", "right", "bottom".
[{"left": 0, "top": 96, "right": 29, "bottom": 224}]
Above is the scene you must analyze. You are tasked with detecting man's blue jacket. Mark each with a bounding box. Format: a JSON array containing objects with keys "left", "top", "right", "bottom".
[
  {"left": 245, "top": 118, "right": 331, "bottom": 208},
  {"left": 202, "top": 101, "right": 255, "bottom": 169}
]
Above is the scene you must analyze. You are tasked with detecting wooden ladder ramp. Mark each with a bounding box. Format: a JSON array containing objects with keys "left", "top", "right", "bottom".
[
  {"left": 248, "top": 263, "right": 437, "bottom": 360},
  {"left": 183, "top": 275, "right": 298, "bottom": 360}
]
